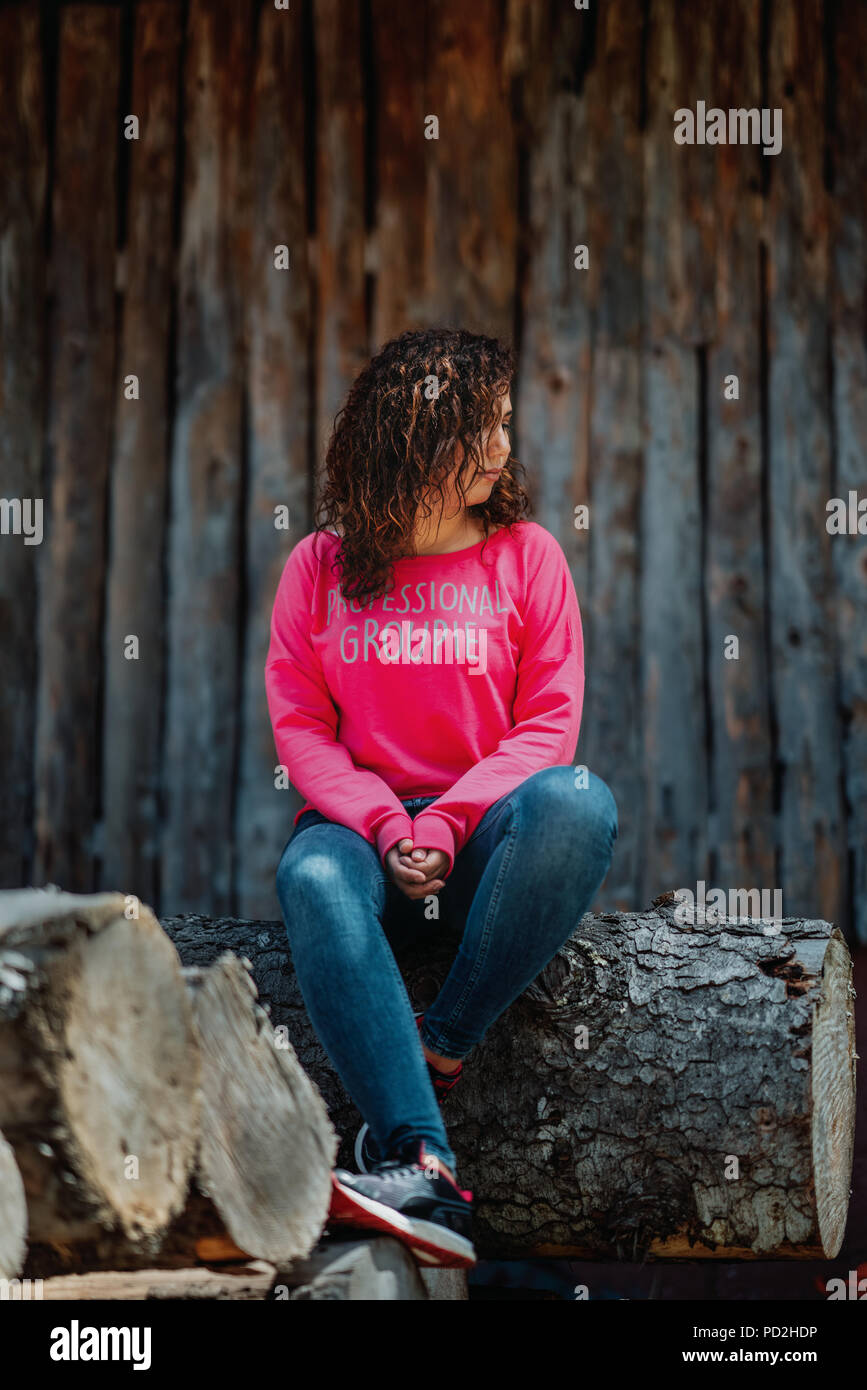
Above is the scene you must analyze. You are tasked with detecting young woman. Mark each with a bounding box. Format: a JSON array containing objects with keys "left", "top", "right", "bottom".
[{"left": 266, "top": 328, "right": 618, "bottom": 1269}]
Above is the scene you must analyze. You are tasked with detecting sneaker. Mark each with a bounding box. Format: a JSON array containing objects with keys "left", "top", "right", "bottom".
[
  {"left": 354, "top": 1121, "right": 384, "bottom": 1173},
  {"left": 419, "top": 1011, "right": 464, "bottom": 1103},
  {"left": 327, "top": 1138, "right": 476, "bottom": 1269},
  {"left": 353, "top": 1013, "right": 463, "bottom": 1173}
]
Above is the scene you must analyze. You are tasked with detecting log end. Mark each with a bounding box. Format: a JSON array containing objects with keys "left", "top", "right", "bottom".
[
  {"left": 187, "top": 953, "right": 337, "bottom": 1266},
  {"left": 811, "top": 928, "right": 857, "bottom": 1258},
  {"left": 50, "top": 906, "right": 200, "bottom": 1245},
  {"left": 0, "top": 1127, "right": 27, "bottom": 1279}
]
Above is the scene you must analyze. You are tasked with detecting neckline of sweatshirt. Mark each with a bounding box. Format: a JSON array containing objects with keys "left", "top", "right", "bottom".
[
  {"left": 322, "top": 525, "right": 501, "bottom": 564},
  {"left": 265, "top": 520, "right": 585, "bottom": 878}
]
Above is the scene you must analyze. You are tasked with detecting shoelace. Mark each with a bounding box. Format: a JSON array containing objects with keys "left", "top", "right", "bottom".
[
  {"left": 370, "top": 1154, "right": 472, "bottom": 1201},
  {"left": 370, "top": 1158, "right": 421, "bottom": 1182}
]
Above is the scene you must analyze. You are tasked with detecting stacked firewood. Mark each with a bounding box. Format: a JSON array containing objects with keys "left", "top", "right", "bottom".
[{"left": 0, "top": 885, "right": 856, "bottom": 1300}]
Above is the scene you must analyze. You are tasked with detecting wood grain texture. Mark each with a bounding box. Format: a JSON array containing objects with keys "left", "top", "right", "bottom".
[
  {"left": 512, "top": 0, "right": 591, "bottom": 543},
  {"left": 102, "top": 0, "right": 181, "bottom": 907},
  {"left": 177, "top": 954, "right": 335, "bottom": 1266},
  {"left": 0, "top": 888, "right": 199, "bottom": 1256},
  {"left": 830, "top": 0, "right": 867, "bottom": 944},
  {"left": 424, "top": 0, "right": 517, "bottom": 342},
  {"left": 40, "top": 1262, "right": 275, "bottom": 1300},
  {"left": 0, "top": 1127, "right": 27, "bottom": 1280},
  {"left": 271, "top": 1236, "right": 427, "bottom": 1300},
  {"left": 370, "top": 0, "right": 430, "bottom": 344},
  {"left": 0, "top": 5, "right": 46, "bottom": 891},
  {"left": 236, "top": 1, "right": 311, "bottom": 917},
  {"left": 581, "top": 0, "right": 643, "bottom": 912},
  {"left": 704, "top": 0, "right": 775, "bottom": 896},
  {"left": 162, "top": 0, "right": 253, "bottom": 913},
  {"left": 33, "top": 4, "right": 120, "bottom": 892},
  {"left": 640, "top": 0, "right": 714, "bottom": 903},
  {"left": 766, "top": 0, "right": 845, "bottom": 928},
  {"left": 312, "top": 0, "right": 368, "bottom": 458},
  {"left": 0, "top": 1, "right": 861, "bottom": 946}
]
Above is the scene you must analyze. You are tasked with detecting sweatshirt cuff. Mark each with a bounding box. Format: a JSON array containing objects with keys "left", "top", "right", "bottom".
[
  {"left": 409, "top": 811, "right": 456, "bottom": 879},
  {"left": 375, "top": 811, "right": 415, "bottom": 862}
]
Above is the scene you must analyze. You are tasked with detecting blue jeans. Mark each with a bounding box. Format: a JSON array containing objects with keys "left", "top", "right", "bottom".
[{"left": 275, "top": 764, "right": 618, "bottom": 1175}]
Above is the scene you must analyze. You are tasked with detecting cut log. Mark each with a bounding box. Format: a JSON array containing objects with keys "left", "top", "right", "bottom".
[
  {"left": 0, "top": 1126, "right": 27, "bottom": 1279},
  {"left": 156, "top": 953, "right": 336, "bottom": 1267},
  {"left": 270, "top": 1237, "right": 427, "bottom": 1301},
  {"left": 162, "top": 897, "right": 856, "bottom": 1261},
  {"left": 40, "top": 1262, "right": 276, "bottom": 1302},
  {"left": 15, "top": 935, "right": 336, "bottom": 1277},
  {"left": 0, "top": 888, "right": 199, "bottom": 1262},
  {"left": 419, "top": 1267, "right": 469, "bottom": 1301},
  {"left": 38, "top": 1249, "right": 463, "bottom": 1301}
]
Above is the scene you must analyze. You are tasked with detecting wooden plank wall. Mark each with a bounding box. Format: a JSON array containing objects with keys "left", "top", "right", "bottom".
[
  {"left": 34, "top": 6, "right": 120, "bottom": 893},
  {"left": 705, "top": 0, "right": 774, "bottom": 903},
  {"left": 0, "top": 0, "right": 863, "bottom": 940},
  {"left": 0, "top": 5, "right": 45, "bottom": 888},
  {"left": 236, "top": 1, "right": 311, "bottom": 916},
  {"left": 103, "top": 1, "right": 181, "bottom": 911},
  {"left": 766, "top": 2, "right": 844, "bottom": 937},
  {"left": 831, "top": 2, "right": 867, "bottom": 946},
  {"left": 162, "top": 0, "right": 252, "bottom": 914}
]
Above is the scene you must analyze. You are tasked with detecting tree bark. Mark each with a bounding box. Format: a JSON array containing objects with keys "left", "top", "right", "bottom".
[
  {"left": 162, "top": 894, "right": 856, "bottom": 1261},
  {"left": 0, "top": 889, "right": 199, "bottom": 1261}
]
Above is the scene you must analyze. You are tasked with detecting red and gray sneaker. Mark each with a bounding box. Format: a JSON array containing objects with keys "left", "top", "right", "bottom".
[
  {"left": 354, "top": 1013, "right": 463, "bottom": 1172},
  {"left": 423, "top": 1016, "right": 464, "bottom": 1104},
  {"left": 328, "top": 1137, "right": 476, "bottom": 1269}
]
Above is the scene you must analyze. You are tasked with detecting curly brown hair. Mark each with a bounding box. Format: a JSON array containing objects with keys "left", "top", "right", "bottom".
[{"left": 312, "top": 328, "right": 531, "bottom": 605}]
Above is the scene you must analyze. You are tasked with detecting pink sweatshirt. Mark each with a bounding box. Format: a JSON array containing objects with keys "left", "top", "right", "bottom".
[{"left": 264, "top": 520, "right": 584, "bottom": 879}]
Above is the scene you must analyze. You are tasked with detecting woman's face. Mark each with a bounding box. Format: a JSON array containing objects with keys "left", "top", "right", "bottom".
[{"left": 442, "top": 391, "right": 514, "bottom": 514}]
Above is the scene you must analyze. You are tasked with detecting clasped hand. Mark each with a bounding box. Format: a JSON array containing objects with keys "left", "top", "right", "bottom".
[{"left": 385, "top": 839, "right": 449, "bottom": 900}]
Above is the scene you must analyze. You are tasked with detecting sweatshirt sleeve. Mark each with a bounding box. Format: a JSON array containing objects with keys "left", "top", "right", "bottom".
[
  {"left": 410, "top": 531, "right": 584, "bottom": 878},
  {"left": 264, "top": 537, "right": 415, "bottom": 861}
]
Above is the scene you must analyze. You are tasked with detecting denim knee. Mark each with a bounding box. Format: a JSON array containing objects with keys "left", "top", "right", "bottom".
[
  {"left": 574, "top": 769, "right": 619, "bottom": 849},
  {"left": 512, "top": 764, "right": 618, "bottom": 854},
  {"left": 275, "top": 841, "right": 346, "bottom": 917}
]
